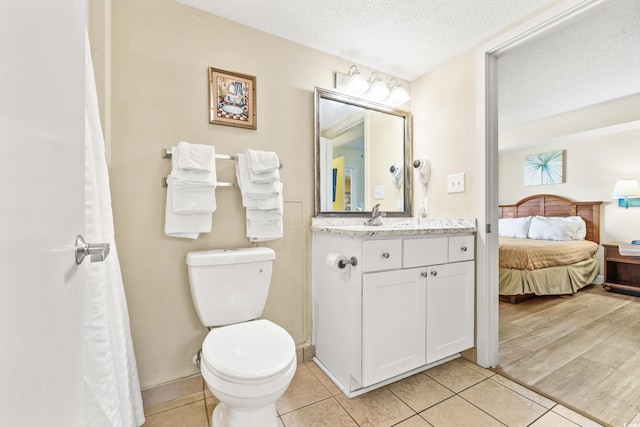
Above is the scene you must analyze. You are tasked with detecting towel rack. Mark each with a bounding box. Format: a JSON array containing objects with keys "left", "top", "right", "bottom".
[
  {"left": 162, "top": 148, "right": 237, "bottom": 161},
  {"left": 162, "top": 148, "right": 238, "bottom": 187},
  {"left": 161, "top": 177, "right": 236, "bottom": 188},
  {"left": 161, "top": 148, "right": 283, "bottom": 188}
]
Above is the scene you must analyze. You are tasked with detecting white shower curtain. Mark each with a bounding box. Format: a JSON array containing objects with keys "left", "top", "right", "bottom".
[{"left": 83, "top": 31, "right": 145, "bottom": 427}]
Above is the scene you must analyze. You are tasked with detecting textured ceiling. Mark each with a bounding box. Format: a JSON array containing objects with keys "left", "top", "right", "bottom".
[
  {"left": 176, "top": 0, "right": 556, "bottom": 80},
  {"left": 499, "top": 0, "right": 640, "bottom": 129},
  {"left": 176, "top": 0, "right": 639, "bottom": 130}
]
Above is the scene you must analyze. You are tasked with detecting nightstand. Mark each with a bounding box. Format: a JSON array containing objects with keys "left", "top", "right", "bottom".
[{"left": 602, "top": 243, "right": 640, "bottom": 295}]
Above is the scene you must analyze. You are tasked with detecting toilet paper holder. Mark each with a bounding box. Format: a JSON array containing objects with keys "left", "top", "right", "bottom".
[{"left": 338, "top": 256, "right": 358, "bottom": 269}]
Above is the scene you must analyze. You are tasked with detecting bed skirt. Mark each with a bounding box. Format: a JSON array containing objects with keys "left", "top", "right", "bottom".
[{"left": 499, "top": 257, "right": 598, "bottom": 297}]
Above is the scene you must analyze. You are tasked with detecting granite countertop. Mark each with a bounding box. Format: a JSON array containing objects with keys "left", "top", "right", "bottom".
[{"left": 311, "top": 217, "right": 477, "bottom": 237}]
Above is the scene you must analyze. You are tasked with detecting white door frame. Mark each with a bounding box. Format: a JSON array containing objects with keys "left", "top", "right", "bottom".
[{"left": 475, "top": 0, "right": 609, "bottom": 367}]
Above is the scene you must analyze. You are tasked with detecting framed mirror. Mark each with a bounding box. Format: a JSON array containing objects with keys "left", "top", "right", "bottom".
[{"left": 314, "top": 87, "right": 412, "bottom": 217}]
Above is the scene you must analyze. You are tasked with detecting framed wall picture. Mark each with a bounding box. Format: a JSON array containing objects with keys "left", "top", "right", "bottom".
[
  {"left": 524, "top": 150, "right": 565, "bottom": 186},
  {"left": 208, "top": 66, "right": 257, "bottom": 129}
]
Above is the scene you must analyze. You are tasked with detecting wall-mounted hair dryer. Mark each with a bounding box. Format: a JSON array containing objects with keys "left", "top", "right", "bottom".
[
  {"left": 413, "top": 158, "right": 431, "bottom": 186},
  {"left": 390, "top": 163, "right": 403, "bottom": 188}
]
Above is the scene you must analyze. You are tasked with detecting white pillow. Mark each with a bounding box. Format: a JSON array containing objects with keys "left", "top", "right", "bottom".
[
  {"left": 528, "top": 216, "right": 585, "bottom": 241},
  {"left": 498, "top": 216, "right": 532, "bottom": 238},
  {"left": 562, "top": 216, "right": 587, "bottom": 240}
]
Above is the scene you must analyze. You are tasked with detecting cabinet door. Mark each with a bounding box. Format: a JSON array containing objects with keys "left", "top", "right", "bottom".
[
  {"left": 426, "top": 261, "right": 475, "bottom": 364},
  {"left": 362, "top": 268, "right": 426, "bottom": 387}
]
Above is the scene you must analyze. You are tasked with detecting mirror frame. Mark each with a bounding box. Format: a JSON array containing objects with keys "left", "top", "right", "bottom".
[{"left": 314, "top": 87, "right": 413, "bottom": 217}]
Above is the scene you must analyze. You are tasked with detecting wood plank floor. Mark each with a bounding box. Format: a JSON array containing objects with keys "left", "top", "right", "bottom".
[{"left": 498, "top": 285, "right": 640, "bottom": 427}]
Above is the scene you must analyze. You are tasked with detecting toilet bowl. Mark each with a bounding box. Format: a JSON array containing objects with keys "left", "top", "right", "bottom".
[
  {"left": 200, "top": 319, "right": 296, "bottom": 427},
  {"left": 186, "top": 248, "right": 296, "bottom": 427}
]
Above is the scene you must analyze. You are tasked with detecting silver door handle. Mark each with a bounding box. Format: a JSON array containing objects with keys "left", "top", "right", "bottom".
[{"left": 75, "top": 235, "right": 110, "bottom": 265}]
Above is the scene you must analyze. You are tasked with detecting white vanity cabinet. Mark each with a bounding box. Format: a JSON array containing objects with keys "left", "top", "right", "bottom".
[{"left": 312, "top": 230, "right": 475, "bottom": 397}]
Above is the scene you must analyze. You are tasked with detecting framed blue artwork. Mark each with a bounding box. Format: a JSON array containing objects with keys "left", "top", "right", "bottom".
[{"left": 524, "top": 150, "right": 565, "bottom": 186}]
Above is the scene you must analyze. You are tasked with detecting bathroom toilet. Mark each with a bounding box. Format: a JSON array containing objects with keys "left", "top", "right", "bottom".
[{"left": 186, "top": 247, "right": 296, "bottom": 427}]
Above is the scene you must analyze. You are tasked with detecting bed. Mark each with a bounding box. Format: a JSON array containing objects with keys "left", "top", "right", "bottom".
[{"left": 498, "top": 194, "right": 602, "bottom": 304}]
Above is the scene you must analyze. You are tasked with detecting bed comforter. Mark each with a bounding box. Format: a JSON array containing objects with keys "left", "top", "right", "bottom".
[{"left": 499, "top": 237, "right": 599, "bottom": 296}]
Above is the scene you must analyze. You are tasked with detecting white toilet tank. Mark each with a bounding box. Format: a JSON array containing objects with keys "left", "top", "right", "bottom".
[{"left": 186, "top": 247, "right": 275, "bottom": 327}]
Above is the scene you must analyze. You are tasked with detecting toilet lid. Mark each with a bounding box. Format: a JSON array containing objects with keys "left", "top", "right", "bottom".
[{"left": 201, "top": 319, "right": 295, "bottom": 381}]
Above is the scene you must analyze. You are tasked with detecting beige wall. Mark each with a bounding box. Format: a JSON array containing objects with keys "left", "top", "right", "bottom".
[
  {"left": 100, "top": 0, "right": 410, "bottom": 388},
  {"left": 500, "top": 124, "right": 640, "bottom": 244},
  {"left": 411, "top": 50, "right": 477, "bottom": 218}
]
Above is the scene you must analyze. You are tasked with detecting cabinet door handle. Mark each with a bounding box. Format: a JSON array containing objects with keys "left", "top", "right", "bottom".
[
  {"left": 461, "top": 246, "right": 468, "bottom": 252},
  {"left": 430, "top": 270, "right": 438, "bottom": 276},
  {"left": 421, "top": 271, "right": 428, "bottom": 278},
  {"left": 382, "top": 252, "right": 390, "bottom": 259}
]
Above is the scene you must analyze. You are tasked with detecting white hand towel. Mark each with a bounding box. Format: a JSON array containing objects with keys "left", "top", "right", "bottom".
[
  {"left": 247, "top": 149, "right": 279, "bottom": 174},
  {"left": 169, "top": 175, "right": 217, "bottom": 214},
  {"left": 171, "top": 144, "right": 217, "bottom": 185},
  {"left": 245, "top": 183, "right": 284, "bottom": 242},
  {"left": 176, "top": 141, "right": 215, "bottom": 171},
  {"left": 247, "top": 217, "right": 283, "bottom": 242},
  {"left": 249, "top": 168, "right": 279, "bottom": 184},
  {"left": 164, "top": 178, "right": 212, "bottom": 239},
  {"left": 236, "top": 153, "right": 281, "bottom": 204}
]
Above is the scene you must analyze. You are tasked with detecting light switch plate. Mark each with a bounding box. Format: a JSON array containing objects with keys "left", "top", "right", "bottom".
[
  {"left": 447, "top": 173, "right": 465, "bottom": 193},
  {"left": 374, "top": 185, "right": 384, "bottom": 199}
]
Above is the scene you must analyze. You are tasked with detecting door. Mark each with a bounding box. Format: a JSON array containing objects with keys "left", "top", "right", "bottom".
[
  {"left": 0, "top": 1, "right": 86, "bottom": 425},
  {"left": 426, "top": 261, "right": 475, "bottom": 364},
  {"left": 362, "top": 268, "right": 426, "bottom": 386}
]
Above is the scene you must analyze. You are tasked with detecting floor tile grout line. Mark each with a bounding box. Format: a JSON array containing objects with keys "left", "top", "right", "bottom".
[
  {"left": 492, "top": 367, "right": 611, "bottom": 427},
  {"left": 277, "top": 395, "right": 336, "bottom": 417},
  {"left": 452, "top": 392, "right": 510, "bottom": 427},
  {"left": 202, "top": 376, "right": 211, "bottom": 427}
]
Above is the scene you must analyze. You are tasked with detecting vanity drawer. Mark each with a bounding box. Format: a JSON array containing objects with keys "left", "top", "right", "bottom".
[
  {"left": 362, "top": 239, "right": 402, "bottom": 272},
  {"left": 448, "top": 235, "right": 475, "bottom": 262},
  {"left": 403, "top": 237, "right": 448, "bottom": 268}
]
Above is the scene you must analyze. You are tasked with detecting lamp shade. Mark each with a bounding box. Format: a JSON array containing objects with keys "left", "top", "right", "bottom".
[
  {"left": 387, "top": 82, "right": 410, "bottom": 106},
  {"left": 612, "top": 179, "right": 640, "bottom": 198},
  {"left": 367, "top": 72, "right": 390, "bottom": 101},
  {"left": 345, "top": 66, "right": 369, "bottom": 96}
]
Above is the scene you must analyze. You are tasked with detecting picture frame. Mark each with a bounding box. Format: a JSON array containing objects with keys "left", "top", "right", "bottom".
[
  {"left": 524, "top": 150, "right": 565, "bottom": 186},
  {"left": 208, "top": 66, "right": 256, "bottom": 130}
]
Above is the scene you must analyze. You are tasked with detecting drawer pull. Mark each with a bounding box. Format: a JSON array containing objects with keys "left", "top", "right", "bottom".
[
  {"left": 382, "top": 252, "right": 390, "bottom": 259},
  {"left": 461, "top": 246, "right": 468, "bottom": 252},
  {"left": 430, "top": 270, "right": 438, "bottom": 277}
]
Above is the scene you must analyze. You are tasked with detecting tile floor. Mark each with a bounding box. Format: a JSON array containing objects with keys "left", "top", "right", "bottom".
[{"left": 143, "top": 357, "right": 605, "bottom": 427}]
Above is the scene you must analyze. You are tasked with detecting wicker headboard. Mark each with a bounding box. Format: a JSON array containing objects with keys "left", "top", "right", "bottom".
[{"left": 498, "top": 194, "right": 602, "bottom": 244}]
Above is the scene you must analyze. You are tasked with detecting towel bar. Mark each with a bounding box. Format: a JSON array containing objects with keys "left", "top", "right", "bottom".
[
  {"left": 162, "top": 148, "right": 237, "bottom": 161},
  {"left": 162, "top": 177, "right": 236, "bottom": 188},
  {"left": 162, "top": 148, "right": 283, "bottom": 168}
]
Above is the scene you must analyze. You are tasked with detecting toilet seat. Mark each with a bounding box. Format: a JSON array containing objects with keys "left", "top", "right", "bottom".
[{"left": 201, "top": 319, "right": 296, "bottom": 384}]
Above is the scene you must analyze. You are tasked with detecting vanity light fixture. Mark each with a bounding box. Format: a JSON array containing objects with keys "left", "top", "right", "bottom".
[
  {"left": 367, "top": 72, "right": 390, "bottom": 102},
  {"left": 344, "top": 65, "right": 370, "bottom": 97},
  {"left": 336, "top": 66, "right": 410, "bottom": 106},
  {"left": 387, "top": 78, "right": 411, "bottom": 106},
  {"left": 612, "top": 179, "right": 640, "bottom": 209}
]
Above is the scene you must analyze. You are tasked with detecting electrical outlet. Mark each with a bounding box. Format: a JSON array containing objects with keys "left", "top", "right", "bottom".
[{"left": 447, "top": 173, "right": 465, "bottom": 193}]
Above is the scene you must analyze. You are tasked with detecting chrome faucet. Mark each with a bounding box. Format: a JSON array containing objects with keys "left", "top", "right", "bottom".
[{"left": 365, "top": 203, "right": 386, "bottom": 226}]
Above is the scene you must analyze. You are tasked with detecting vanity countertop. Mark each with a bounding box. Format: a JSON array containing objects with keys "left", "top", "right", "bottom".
[{"left": 311, "top": 217, "right": 476, "bottom": 237}]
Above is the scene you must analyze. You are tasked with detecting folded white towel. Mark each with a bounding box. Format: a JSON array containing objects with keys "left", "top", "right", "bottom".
[
  {"left": 169, "top": 175, "right": 216, "bottom": 214},
  {"left": 176, "top": 141, "right": 215, "bottom": 171},
  {"left": 171, "top": 144, "right": 217, "bottom": 185},
  {"left": 247, "top": 149, "right": 279, "bottom": 174},
  {"left": 164, "top": 179, "right": 212, "bottom": 239},
  {"left": 236, "top": 153, "right": 281, "bottom": 206},
  {"left": 247, "top": 217, "right": 283, "bottom": 242}
]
